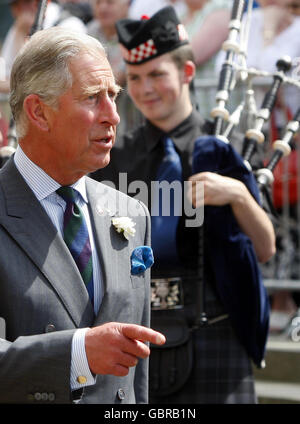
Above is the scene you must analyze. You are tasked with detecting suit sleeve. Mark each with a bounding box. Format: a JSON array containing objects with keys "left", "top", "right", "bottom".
[{"left": 0, "top": 330, "right": 76, "bottom": 403}]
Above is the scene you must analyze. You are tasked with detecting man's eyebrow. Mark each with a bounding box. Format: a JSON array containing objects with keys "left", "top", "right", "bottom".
[
  {"left": 127, "top": 70, "right": 160, "bottom": 78},
  {"left": 127, "top": 71, "right": 139, "bottom": 78},
  {"left": 82, "top": 83, "right": 122, "bottom": 96}
]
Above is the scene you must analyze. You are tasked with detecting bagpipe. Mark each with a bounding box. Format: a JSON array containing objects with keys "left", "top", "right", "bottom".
[
  {"left": 192, "top": 0, "right": 300, "bottom": 367},
  {"left": 204, "top": 0, "right": 300, "bottom": 193},
  {"left": 0, "top": 0, "right": 49, "bottom": 169}
]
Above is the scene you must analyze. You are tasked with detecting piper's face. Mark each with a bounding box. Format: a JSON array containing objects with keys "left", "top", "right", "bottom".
[{"left": 126, "top": 53, "right": 187, "bottom": 128}]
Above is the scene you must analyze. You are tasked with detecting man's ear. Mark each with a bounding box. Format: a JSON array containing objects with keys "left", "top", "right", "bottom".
[
  {"left": 183, "top": 60, "right": 196, "bottom": 84},
  {"left": 23, "top": 94, "right": 51, "bottom": 132}
]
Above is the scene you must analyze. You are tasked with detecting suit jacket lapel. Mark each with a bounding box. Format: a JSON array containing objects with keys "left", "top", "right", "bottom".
[{"left": 0, "top": 160, "right": 94, "bottom": 327}]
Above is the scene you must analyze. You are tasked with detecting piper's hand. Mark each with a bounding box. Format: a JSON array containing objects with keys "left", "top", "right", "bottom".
[
  {"left": 188, "top": 172, "right": 276, "bottom": 263},
  {"left": 188, "top": 172, "right": 245, "bottom": 208},
  {"left": 85, "top": 322, "right": 166, "bottom": 376}
]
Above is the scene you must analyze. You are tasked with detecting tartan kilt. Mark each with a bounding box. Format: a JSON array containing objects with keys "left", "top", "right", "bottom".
[{"left": 149, "top": 301, "right": 257, "bottom": 404}]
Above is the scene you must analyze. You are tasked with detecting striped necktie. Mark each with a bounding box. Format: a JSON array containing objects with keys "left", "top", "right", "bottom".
[
  {"left": 56, "top": 186, "right": 94, "bottom": 305},
  {"left": 151, "top": 137, "right": 182, "bottom": 266}
]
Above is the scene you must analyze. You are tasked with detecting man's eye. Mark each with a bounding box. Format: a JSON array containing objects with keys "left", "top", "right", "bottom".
[{"left": 108, "top": 92, "right": 117, "bottom": 101}]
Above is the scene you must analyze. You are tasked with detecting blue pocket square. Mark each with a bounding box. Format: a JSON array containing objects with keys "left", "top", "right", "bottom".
[{"left": 131, "top": 246, "right": 154, "bottom": 275}]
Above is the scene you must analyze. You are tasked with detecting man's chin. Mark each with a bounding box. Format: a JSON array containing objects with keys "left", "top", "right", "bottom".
[{"left": 92, "top": 154, "right": 111, "bottom": 172}]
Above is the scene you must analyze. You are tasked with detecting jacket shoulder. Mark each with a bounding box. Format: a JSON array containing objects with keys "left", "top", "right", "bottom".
[{"left": 85, "top": 176, "right": 150, "bottom": 218}]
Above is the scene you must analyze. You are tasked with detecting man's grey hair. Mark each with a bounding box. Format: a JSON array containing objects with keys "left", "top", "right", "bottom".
[{"left": 10, "top": 27, "right": 106, "bottom": 138}]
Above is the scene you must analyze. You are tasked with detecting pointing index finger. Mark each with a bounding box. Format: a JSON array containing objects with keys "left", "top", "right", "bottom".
[{"left": 121, "top": 324, "right": 166, "bottom": 346}]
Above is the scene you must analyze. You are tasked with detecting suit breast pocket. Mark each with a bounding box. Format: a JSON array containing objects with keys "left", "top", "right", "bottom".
[{"left": 131, "top": 273, "right": 145, "bottom": 289}]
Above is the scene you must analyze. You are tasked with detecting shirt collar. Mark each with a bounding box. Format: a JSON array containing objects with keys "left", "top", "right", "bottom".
[
  {"left": 144, "top": 110, "right": 203, "bottom": 153},
  {"left": 14, "top": 145, "right": 88, "bottom": 203}
]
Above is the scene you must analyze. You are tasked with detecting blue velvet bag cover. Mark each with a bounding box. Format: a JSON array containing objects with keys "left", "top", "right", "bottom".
[{"left": 192, "top": 136, "right": 270, "bottom": 367}]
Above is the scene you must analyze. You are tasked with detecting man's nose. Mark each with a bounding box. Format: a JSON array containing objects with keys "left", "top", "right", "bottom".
[
  {"left": 98, "top": 95, "right": 120, "bottom": 126},
  {"left": 141, "top": 78, "right": 153, "bottom": 93}
]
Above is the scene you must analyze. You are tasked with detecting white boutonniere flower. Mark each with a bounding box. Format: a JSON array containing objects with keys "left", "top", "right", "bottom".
[{"left": 112, "top": 217, "right": 136, "bottom": 240}]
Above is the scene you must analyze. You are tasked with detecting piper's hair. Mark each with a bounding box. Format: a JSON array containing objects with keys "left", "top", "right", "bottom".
[
  {"left": 169, "top": 44, "right": 195, "bottom": 70},
  {"left": 9, "top": 27, "right": 106, "bottom": 138}
]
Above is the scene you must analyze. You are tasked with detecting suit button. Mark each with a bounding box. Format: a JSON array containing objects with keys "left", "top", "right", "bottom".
[
  {"left": 34, "top": 392, "right": 42, "bottom": 401},
  {"left": 48, "top": 393, "right": 55, "bottom": 401},
  {"left": 45, "top": 324, "right": 56, "bottom": 333},
  {"left": 117, "top": 388, "right": 125, "bottom": 400},
  {"left": 41, "top": 392, "right": 48, "bottom": 401}
]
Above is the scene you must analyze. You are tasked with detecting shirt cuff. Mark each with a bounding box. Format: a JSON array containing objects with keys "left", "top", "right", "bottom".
[{"left": 70, "top": 327, "right": 96, "bottom": 391}]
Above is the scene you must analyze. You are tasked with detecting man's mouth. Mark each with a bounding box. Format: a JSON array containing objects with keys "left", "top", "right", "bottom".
[
  {"left": 92, "top": 136, "right": 113, "bottom": 145},
  {"left": 143, "top": 98, "right": 160, "bottom": 106}
]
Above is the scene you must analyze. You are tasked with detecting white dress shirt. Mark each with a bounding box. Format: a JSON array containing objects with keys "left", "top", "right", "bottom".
[{"left": 14, "top": 145, "right": 101, "bottom": 390}]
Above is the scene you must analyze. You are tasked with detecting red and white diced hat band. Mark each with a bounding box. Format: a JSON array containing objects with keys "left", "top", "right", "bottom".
[
  {"left": 116, "top": 6, "right": 189, "bottom": 65},
  {"left": 119, "top": 25, "right": 188, "bottom": 64}
]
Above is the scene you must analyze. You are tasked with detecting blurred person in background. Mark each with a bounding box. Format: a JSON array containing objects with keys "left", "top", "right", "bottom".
[
  {"left": 87, "top": 0, "right": 130, "bottom": 87},
  {"left": 129, "top": 0, "right": 187, "bottom": 19},
  {"left": 51, "top": 0, "right": 93, "bottom": 27},
  {"left": 180, "top": 0, "right": 231, "bottom": 117},
  {"left": 87, "top": 0, "right": 131, "bottom": 136},
  {"left": 0, "top": 0, "right": 87, "bottom": 95},
  {"left": 0, "top": 0, "right": 38, "bottom": 94},
  {"left": 0, "top": 0, "right": 88, "bottom": 148}
]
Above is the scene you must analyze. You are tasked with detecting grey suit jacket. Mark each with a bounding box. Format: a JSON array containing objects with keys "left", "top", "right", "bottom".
[{"left": 0, "top": 159, "right": 151, "bottom": 404}]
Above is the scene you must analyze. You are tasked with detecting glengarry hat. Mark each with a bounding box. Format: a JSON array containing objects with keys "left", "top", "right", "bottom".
[{"left": 115, "top": 6, "right": 189, "bottom": 65}]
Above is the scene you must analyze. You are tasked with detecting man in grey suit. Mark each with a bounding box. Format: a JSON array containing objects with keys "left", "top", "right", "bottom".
[{"left": 0, "top": 27, "right": 165, "bottom": 404}]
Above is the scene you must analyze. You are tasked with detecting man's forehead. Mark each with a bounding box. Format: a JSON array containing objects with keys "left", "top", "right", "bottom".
[{"left": 69, "top": 53, "right": 118, "bottom": 90}]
